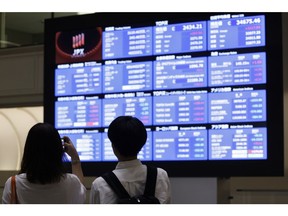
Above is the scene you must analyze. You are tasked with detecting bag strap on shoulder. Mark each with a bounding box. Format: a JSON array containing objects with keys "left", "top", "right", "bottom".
[
  {"left": 10, "top": 175, "right": 18, "bottom": 204},
  {"left": 101, "top": 165, "right": 158, "bottom": 199},
  {"left": 102, "top": 171, "right": 131, "bottom": 199},
  {"left": 143, "top": 165, "right": 157, "bottom": 196}
]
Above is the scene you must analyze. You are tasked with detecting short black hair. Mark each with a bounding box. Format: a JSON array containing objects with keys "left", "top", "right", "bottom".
[{"left": 108, "top": 116, "right": 147, "bottom": 157}]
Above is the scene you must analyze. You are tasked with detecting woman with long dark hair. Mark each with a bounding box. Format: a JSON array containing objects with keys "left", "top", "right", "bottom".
[{"left": 2, "top": 122, "right": 86, "bottom": 204}]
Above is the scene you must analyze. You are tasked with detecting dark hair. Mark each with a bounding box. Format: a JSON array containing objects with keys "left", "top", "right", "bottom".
[
  {"left": 19, "top": 123, "right": 65, "bottom": 184},
  {"left": 108, "top": 116, "right": 147, "bottom": 157}
]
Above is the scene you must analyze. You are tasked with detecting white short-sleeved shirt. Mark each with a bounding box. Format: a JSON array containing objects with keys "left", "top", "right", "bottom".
[
  {"left": 90, "top": 159, "right": 171, "bottom": 204},
  {"left": 2, "top": 173, "right": 86, "bottom": 204}
]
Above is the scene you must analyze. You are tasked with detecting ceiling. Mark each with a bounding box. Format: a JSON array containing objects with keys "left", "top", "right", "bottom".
[
  {"left": 1, "top": 12, "right": 80, "bottom": 47},
  {"left": 5, "top": 12, "right": 78, "bottom": 34}
]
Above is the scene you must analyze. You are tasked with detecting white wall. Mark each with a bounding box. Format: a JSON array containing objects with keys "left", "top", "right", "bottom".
[
  {"left": 170, "top": 177, "right": 217, "bottom": 203},
  {"left": 0, "top": 106, "right": 43, "bottom": 170}
]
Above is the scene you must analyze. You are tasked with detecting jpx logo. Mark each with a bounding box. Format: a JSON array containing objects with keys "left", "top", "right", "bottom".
[
  {"left": 73, "top": 33, "right": 85, "bottom": 48},
  {"left": 72, "top": 33, "right": 85, "bottom": 56}
]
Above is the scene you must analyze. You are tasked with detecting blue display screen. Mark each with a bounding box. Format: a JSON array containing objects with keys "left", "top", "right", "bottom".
[
  {"left": 102, "top": 96, "right": 152, "bottom": 126},
  {"left": 208, "top": 52, "right": 266, "bottom": 86},
  {"left": 208, "top": 15, "right": 265, "bottom": 50},
  {"left": 153, "top": 21, "right": 207, "bottom": 55},
  {"left": 154, "top": 57, "right": 207, "bottom": 90},
  {"left": 55, "top": 64, "right": 102, "bottom": 96},
  {"left": 103, "top": 27, "right": 153, "bottom": 59},
  {"left": 209, "top": 127, "right": 267, "bottom": 160},
  {"left": 208, "top": 90, "right": 266, "bottom": 123},
  {"left": 55, "top": 97, "right": 102, "bottom": 128},
  {"left": 53, "top": 14, "right": 269, "bottom": 162},
  {"left": 103, "top": 61, "right": 152, "bottom": 93},
  {"left": 153, "top": 128, "right": 208, "bottom": 160},
  {"left": 153, "top": 92, "right": 208, "bottom": 125}
]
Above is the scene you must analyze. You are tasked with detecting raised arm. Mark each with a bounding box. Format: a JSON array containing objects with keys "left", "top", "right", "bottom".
[{"left": 63, "top": 136, "right": 84, "bottom": 184}]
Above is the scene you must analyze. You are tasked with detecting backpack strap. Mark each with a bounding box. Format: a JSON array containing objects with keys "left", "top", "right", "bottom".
[
  {"left": 102, "top": 171, "right": 131, "bottom": 199},
  {"left": 143, "top": 165, "right": 157, "bottom": 196},
  {"left": 102, "top": 165, "right": 158, "bottom": 199}
]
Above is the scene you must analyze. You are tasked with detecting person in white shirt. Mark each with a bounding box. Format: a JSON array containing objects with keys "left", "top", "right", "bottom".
[
  {"left": 2, "top": 122, "right": 86, "bottom": 204},
  {"left": 90, "top": 116, "right": 171, "bottom": 204}
]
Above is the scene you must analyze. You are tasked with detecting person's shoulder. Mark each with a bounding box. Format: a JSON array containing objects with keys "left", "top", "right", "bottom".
[
  {"left": 155, "top": 167, "right": 170, "bottom": 178},
  {"left": 64, "top": 173, "right": 82, "bottom": 183},
  {"left": 156, "top": 167, "right": 167, "bottom": 172},
  {"left": 4, "top": 176, "right": 12, "bottom": 185},
  {"left": 63, "top": 173, "right": 87, "bottom": 191},
  {"left": 16, "top": 173, "right": 26, "bottom": 180},
  {"left": 4, "top": 174, "right": 22, "bottom": 189},
  {"left": 5, "top": 173, "right": 25, "bottom": 184},
  {"left": 90, "top": 175, "right": 109, "bottom": 192},
  {"left": 92, "top": 175, "right": 106, "bottom": 186}
]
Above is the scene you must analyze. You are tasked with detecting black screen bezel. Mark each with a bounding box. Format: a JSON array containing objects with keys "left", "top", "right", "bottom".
[{"left": 44, "top": 12, "right": 284, "bottom": 177}]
